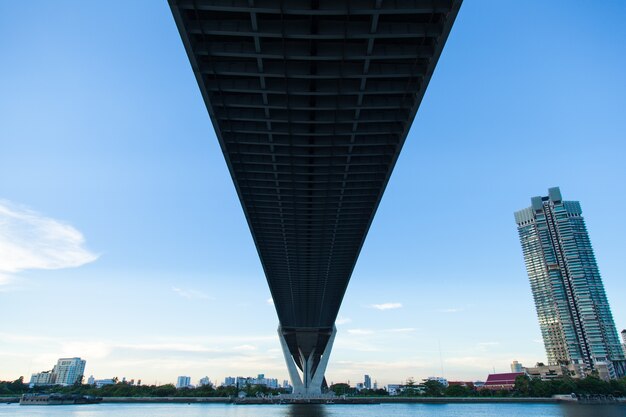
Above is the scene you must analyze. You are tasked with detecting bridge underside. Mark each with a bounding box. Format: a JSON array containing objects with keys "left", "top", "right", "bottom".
[{"left": 169, "top": 0, "right": 461, "bottom": 393}]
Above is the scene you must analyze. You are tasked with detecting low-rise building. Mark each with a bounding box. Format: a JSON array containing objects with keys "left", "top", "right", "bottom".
[
  {"left": 387, "top": 384, "right": 401, "bottom": 396},
  {"left": 447, "top": 381, "right": 475, "bottom": 389},
  {"left": 483, "top": 372, "right": 524, "bottom": 390},
  {"left": 95, "top": 379, "right": 115, "bottom": 388},
  {"left": 425, "top": 376, "right": 448, "bottom": 387},
  {"left": 524, "top": 363, "right": 573, "bottom": 381},
  {"left": 29, "top": 371, "right": 55, "bottom": 387}
]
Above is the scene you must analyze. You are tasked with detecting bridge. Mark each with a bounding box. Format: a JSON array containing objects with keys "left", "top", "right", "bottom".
[{"left": 169, "top": 0, "right": 461, "bottom": 394}]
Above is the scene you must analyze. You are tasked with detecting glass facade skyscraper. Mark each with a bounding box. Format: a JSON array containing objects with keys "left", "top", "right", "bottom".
[{"left": 515, "top": 187, "right": 625, "bottom": 379}]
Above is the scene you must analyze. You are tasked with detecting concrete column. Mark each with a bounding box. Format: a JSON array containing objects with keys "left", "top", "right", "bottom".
[
  {"left": 309, "top": 325, "right": 336, "bottom": 390},
  {"left": 277, "top": 326, "right": 303, "bottom": 393},
  {"left": 278, "top": 325, "right": 337, "bottom": 396}
]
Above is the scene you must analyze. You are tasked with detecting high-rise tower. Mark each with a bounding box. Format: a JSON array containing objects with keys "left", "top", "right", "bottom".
[{"left": 514, "top": 187, "right": 625, "bottom": 379}]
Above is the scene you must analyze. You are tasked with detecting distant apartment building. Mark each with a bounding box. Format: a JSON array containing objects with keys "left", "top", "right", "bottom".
[
  {"left": 53, "top": 357, "right": 86, "bottom": 385},
  {"left": 223, "top": 374, "right": 279, "bottom": 388},
  {"left": 515, "top": 187, "right": 625, "bottom": 379},
  {"left": 510, "top": 361, "right": 523, "bottom": 373},
  {"left": 198, "top": 376, "right": 212, "bottom": 387},
  {"left": 29, "top": 371, "right": 54, "bottom": 387},
  {"left": 364, "top": 374, "right": 372, "bottom": 389},
  {"left": 176, "top": 376, "right": 192, "bottom": 389},
  {"left": 30, "top": 357, "right": 86, "bottom": 387}
]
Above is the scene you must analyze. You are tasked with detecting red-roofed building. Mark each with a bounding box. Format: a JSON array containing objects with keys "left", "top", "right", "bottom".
[{"left": 482, "top": 372, "right": 524, "bottom": 390}]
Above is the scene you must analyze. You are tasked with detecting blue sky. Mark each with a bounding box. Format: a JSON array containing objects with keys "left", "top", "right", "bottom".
[{"left": 0, "top": 1, "right": 625, "bottom": 387}]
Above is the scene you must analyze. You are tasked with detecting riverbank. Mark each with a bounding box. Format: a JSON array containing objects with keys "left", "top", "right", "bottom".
[
  {"left": 4, "top": 395, "right": 624, "bottom": 405},
  {"left": 100, "top": 396, "right": 559, "bottom": 404}
]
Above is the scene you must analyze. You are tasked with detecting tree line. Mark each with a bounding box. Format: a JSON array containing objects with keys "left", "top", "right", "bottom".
[
  {"left": 330, "top": 375, "right": 626, "bottom": 398},
  {"left": 0, "top": 377, "right": 287, "bottom": 397},
  {"left": 2, "top": 375, "right": 626, "bottom": 398}
]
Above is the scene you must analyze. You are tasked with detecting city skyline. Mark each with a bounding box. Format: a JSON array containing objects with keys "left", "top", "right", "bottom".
[{"left": 1, "top": 1, "right": 625, "bottom": 387}]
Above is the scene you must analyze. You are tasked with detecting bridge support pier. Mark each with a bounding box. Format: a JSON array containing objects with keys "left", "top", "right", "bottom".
[{"left": 278, "top": 325, "right": 336, "bottom": 396}]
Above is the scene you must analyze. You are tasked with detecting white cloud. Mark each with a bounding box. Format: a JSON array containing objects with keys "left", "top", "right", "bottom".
[
  {"left": 436, "top": 308, "right": 463, "bottom": 313},
  {"left": 266, "top": 297, "right": 274, "bottom": 305},
  {"left": 172, "top": 287, "right": 212, "bottom": 300},
  {"left": 336, "top": 316, "right": 351, "bottom": 325},
  {"left": 370, "top": 302, "right": 402, "bottom": 311},
  {"left": 232, "top": 344, "right": 257, "bottom": 352},
  {"left": 0, "top": 200, "right": 98, "bottom": 284},
  {"left": 347, "top": 329, "right": 374, "bottom": 335},
  {"left": 476, "top": 342, "right": 500, "bottom": 351},
  {"left": 118, "top": 342, "right": 218, "bottom": 353},
  {"left": 385, "top": 328, "right": 416, "bottom": 333}
]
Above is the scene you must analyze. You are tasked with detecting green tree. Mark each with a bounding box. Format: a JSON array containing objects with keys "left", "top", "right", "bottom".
[
  {"left": 329, "top": 383, "right": 352, "bottom": 396},
  {"left": 422, "top": 380, "right": 444, "bottom": 397},
  {"left": 445, "top": 384, "right": 471, "bottom": 397}
]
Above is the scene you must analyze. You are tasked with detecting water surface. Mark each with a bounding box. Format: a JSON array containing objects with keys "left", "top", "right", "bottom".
[{"left": 0, "top": 402, "right": 624, "bottom": 417}]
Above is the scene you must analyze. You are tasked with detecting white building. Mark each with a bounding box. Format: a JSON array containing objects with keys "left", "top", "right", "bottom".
[
  {"left": 29, "top": 371, "right": 54, "bottom": 387},
  {"left": 426, "top": 376, "right": 448, "bottom": 387},
  {"left": 176, "top": 376, "right": 192, "bottom": 389},
  {"left": 387, "top": 384, "right": 401, "bottom": 396},
  {"left": 224, "top": 375, "right": 279, "bottom": 388},
  {"left": 95, "top": 379, "right": 115, "bottom": 388},
  {"left": 52, "top": 357, "right": 86, "bottom": 386},
  {"left": 198, "top": 376, "right": 212, "bottom": 387},
  {"left": 87, "top": 375, "right": 95, "bottom": 385}
]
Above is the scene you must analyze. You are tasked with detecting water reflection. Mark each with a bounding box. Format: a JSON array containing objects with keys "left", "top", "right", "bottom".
[
  {"left": 559, "top": 404, "right": 626, "bottom": 417},
  {"left": 285, "top": 404, "right": 327, "bottom": 417}
]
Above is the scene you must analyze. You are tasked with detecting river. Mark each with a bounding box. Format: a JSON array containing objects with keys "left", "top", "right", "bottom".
[{"left": 1, "top": 403, "right": 625, "bottom": 417}]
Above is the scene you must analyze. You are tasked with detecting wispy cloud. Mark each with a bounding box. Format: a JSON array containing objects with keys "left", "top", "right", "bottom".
[
  {"left": 476, "top": 342, "right": 500, "bottom": 351},
  {"left": 436, "top": 308, "right": 463, "bottom": 313},
  {"left": 336, "top": 316, "right": 352, "bottom": 325},
  {"left": 370, "top": 302, "right": 402, "bottom": 311},
  {"left": 347, "top": 329, "right": 374, "bottom": 335},
  {"left": 233, "top": 344, "right": 257, "bottom": 352},
  {"left": 266, "top": 297, "right": 274, "bottom": 305},
  {"left": 172, "top": 287, "right": 211, "bottom": 300},
  {"left": 0, "top": 200, "right": 98, "bottom": 286},
  {"left": 385, "top": 328, "right": 416, "bottom": 333}
]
